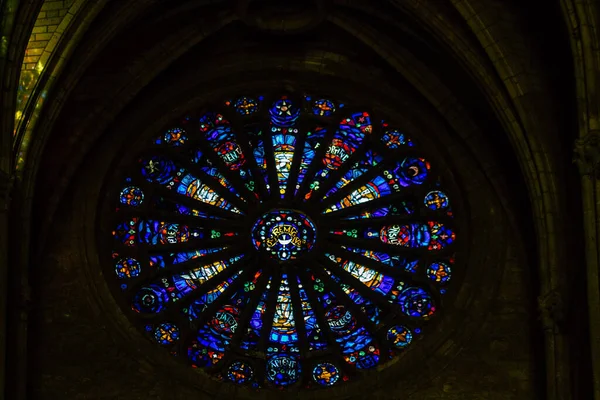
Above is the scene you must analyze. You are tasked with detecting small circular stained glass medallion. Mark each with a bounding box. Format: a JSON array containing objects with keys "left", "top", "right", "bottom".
[
  {"left": 312, "top": 363, "right": 340, "bottom": 386},
  {"left": 154, "top": 322, "right": 180, "bottom": 345},
  {"left": 119, "top": 185, "right": 144, "bottom": 206},
  {"left": 114, "top": 257, "right": 141, "bottom": 279},
  {"left": 387, "top": 325, "right": 413, "bottom": 348},
  {"left": 251, "top": 209, "right": 317, "bottom": 261},
  {"left": 227, "top": 361, "right": 254, "bottom": 384},
  {"left": 426, "top": 262, "right": 452, "bottom": 283}
]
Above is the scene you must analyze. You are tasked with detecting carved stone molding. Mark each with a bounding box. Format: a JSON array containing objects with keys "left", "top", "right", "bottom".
[
  {"left": 574, "top": 130, "right": 600, "bottom": 178},
  {"left": 538, "top": 289, "right": 566, "bottom": 334}
]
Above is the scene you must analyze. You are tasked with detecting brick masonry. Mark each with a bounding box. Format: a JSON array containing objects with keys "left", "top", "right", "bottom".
[{"left": 24, "top": 1, "right": 74, "bottom": 70}]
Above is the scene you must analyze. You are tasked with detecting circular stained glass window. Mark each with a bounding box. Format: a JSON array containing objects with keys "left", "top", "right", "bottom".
[{"left": 106, "top": 94, "right": 458, "bottom": 390}]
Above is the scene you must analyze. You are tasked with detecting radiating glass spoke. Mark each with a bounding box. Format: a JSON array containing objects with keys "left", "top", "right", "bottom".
[
  {"left": 229, "top": 270, "right": 272, "bottom": 351},
  {"left": 318, "top": 254, "right": 394, "bottom": 311},
  {"left": 187, "top": 146, "right": 250, "bottom": 201},
  {"left": 295, "top": 127, "right": 336, "bottom": 200},
  {"left": 337, "top": 245, "right": 423, "bottom": 280},
  {"left": 258, "top": 270, "right": 283, "bottom": 353},
  {"left": 131, "top": 247, "right": 238, "bottom": 281},
  {"left": 228, "top": 118, "right": 268, "bottom": 199},
  {"left": 148, "top": 187, "right": 243, "bottom": 221},
  {"left": 318, "top": 148, "right": 383, "bottom": 201},
  {"left": 130, "top": 254, "right": 246, "bottom": 316},
  {"left": 187, "top": 267, "right": 264, "bottom": 368},
  {"left": 295, "top": 275, "right": 329, "bottom": 352},
  {"left": 271, "top": 127, "right": 299, "bottom": 199},
  {"left": 316, "top": 266, "right": 392, "bottom": 359},
  {"left": 139, "top": 155, "right": 244, "bottom": 214},
  {"left": 288, "top": 273, "right": 309, "bottom": 355},
  {"left": 245, "top": 123, "right": 271, "bottom": 196},
  {"left": 303, "top": 111, "right": 374, "bottom": 201},
  {"left": 305, "top": 269, "right": 383, "bottom": 370},
  {"left": 297, "top": 268, "right": 347, "bottom": 355},
  {"left": 318, "top": 191, "right": 419, "bottom": 220},
  {"left": 198, "top": 112, "right": 259, "bottom": 200},
  {"left": 321, "top": 157, "right": 431, "bottom": 214},
  {"left": 112, "top": 217, "right": 239, "bottom": 248},
  {"left": 118, "top": 208, "right": 242, "bottom": 231},
  {"left": 328, "top": 221, "right": 456, "bottom": 251}
]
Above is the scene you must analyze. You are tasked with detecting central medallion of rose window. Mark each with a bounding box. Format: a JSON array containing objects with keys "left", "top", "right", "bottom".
[{"left": 251, "top": 209, "right": 317, "bottom": 261}]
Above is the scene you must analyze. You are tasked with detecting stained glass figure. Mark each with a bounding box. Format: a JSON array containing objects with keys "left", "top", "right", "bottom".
[
  {"left": 387, "top": 325, "right": 413, "bottom": 348},
  {"left": 167, "top": 256, "right": 242, "bottom": 301},
  {"left": 312, "top": 363, "right": 340, "bottom": 386},
  {"left": 271, "top": 127, "right": 298, "bottom": 197},
  {"left": 241, "top": 279, "right": 269, "bottom": 350},
  {"left": 106, "top": 93, "right": 459, "bottom": 390},
  {"left": 191, "top": 272, "right": 262, "bottom": 367},
  {"left": 379, "top": 222, "right": 456, "bottom": 250},
  {"left": 270, "top": 276, "right": 298, "bottom": 344},
  {"left": 199, "top": 112, "right": 258, "bottom": 194},
  {"left": 154, "top": 322, "right": 180, "bottom": 345},
  {"left": 297, "top": 281, "right": 328, "bottom": 350},
  {"left": 311, "top": 98, "right": 336, "bottom": 117},
  {"left": 185, "top": 272, "right": 239, "bottom": 321},
  {"left": 323, "top": 150, "right": 383, "bottom": 199},
  {"left": 309, "top": 281, "right": 379, "bottom": 370},
  {"left": 424, "top": 190, "right": 449, "bottom": 210},
  {"left": 227, "top": 361, "right": 254, "bottom": 384},
  {"left": 155, "top": 127, "right": 187, "bottom": 146},
  {"left": 324, "top": 157, "right": 430, "bottom": 213},
  {"left": 304, "top": 112, "right": 372, "bottom": 200},
  {"left": 325, "top": 268, "right": 381, "bottom": 324},
  {"left": 119, "top": 185, "right": 144, "bottom": 207},
  {"left": 139, "top": 156, "right": 242, "bottom": 213},
  {"left": 326, "top": 254, "right": 394, "bottom": 296},
  {"left": 113, "top": 218, "right": 210, "bottom": 246},
  {"left": 342, "top": 246, "right": 420, "bottom": 273},
  {"left": 381, "top": 129, "right": 413, "bottom": 148},
  {"left": 140, "top": 156, "right": 177, "bottom": 185},
  {"left": 324, "top": 176, "right": 391, "bottom": 213},
  {"left": 190, "top": 149, "right": 245, "bottom": 199},
  {"left": 295, "top": 127, "right": 326, "bottom": 195},
  {"left": 227, "top": 96, "right": 262, "bottom": 116}
]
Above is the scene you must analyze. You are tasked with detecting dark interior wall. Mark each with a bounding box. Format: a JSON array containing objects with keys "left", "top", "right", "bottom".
[{"left": 26, "top": 66, "right": 540, "bottom": 400}]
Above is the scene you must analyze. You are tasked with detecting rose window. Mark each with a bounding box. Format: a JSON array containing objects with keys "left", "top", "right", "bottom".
[{"left": 107, "top": 94, "right": 457, "bottom": 389}]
